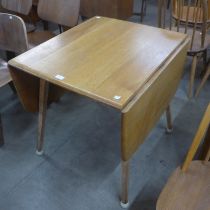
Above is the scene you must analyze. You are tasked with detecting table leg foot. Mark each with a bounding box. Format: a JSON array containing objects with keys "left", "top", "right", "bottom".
[
  {"left": 120, "top": 201, "right": 129, "bottom": 208},
  {"left": 36, "top": 150, "right": 44, "bottom": 156},
  {"left": 165, "top": 127, "right": 173, "bottom": 134}
]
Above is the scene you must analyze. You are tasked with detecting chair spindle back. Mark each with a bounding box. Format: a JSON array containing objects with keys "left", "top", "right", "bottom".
[{"left": 158, "top": 0, "right": 208, "bottom": 51}]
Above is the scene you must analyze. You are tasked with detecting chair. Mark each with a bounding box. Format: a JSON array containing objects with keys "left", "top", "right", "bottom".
[
  {"left": 0, "top": 59, "right": 12, "bottom": 147},
  {"left": 195, "top": 58, "right": 210, "bottom": 97},
  {"left": 0, "top": 13, "right": 28, "bottom": 146},
  {"left": 27, "top": 0, "right": 80, "bottom": 48},
  {"left": 1, "top": 0, "right": 36, "bottom": 32},
  {"left": 0, "top": 13, "right": 64, "bottom": 147},
  {"left": 158, "top": 0, "right": 210, "bottom": 97},
  {"left": 1, "top": 0, "right": 33, "bottom": 15},
  {"left": 156, "top": 103, "right": 210, "bottom": 210}
]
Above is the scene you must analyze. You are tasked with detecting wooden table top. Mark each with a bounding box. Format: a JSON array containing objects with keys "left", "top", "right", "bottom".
[{"left": 9, "top": 17, "right": 188, "bottom": 110}]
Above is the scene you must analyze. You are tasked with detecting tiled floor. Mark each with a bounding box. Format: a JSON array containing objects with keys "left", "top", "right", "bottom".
[{"left": 0, "top": 1, "right": 209, "bottom": 210}]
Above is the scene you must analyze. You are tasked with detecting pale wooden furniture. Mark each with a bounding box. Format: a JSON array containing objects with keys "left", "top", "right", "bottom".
[
  {"left": 8, "top": 17, "right": 189, "bottom": 206},
  {"left": 1, "top": 0, "right": 32, "bottom": 15},
  {"left": 157, "top": 104, "right": 210, "bottom": 210},
  {"left": 195, "top": 58, "right": 210, "bottom": 97},
  {"left": 1, "top": 0, "right": 36, "bottom": 32},
  {"left": 27, "top": 0, "right": 80, "bottom": 48},
  {"left": 80, "top": 0, "right": 133, "bottom": 20},
  {"left": 0, "top": 13, "right": 26, "bottom": 146},
  {"left": 172, "top": 0, "right": 210, "bottom": 24},
  {"left": 158, "top": 0, "right": 210, "bottom": 98}
]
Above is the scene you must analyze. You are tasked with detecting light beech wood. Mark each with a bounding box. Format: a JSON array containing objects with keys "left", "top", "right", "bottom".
[
  {"left": 121, "top": 38, "right": 189, "bottom": 161},
  {"left": 9, "top": 17, "right": 189, "bottom": 110},
  {"left": 157, "top": 161, "right": 210, "bottom": 210},
  {"left": 8, "top": 17, "right": 189, "bottom": 203},
  {"left": 158, "top": 0, "right": 210, "bottom": 97},
  {"left": 157, "top": 104, "right": 210, "bottom": 210}
]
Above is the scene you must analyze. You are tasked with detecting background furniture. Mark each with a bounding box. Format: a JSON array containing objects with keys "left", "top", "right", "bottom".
[
  {"left": 157, "top": 104, "right": 210, "bottom": 210},
  {"left": 1, "top": 0, "right": 36, "bottom": 32},
  {"left": 80, "top": 0, "right": 133, "bottom": 20},
  {"left": 28, "top": 0, "right": 80, "bottom": 48},
  {"left": 0, "top": 13, "right": 25, "bottom": 146},
  {"left": 8, "top": 17, "right": 189, "bottom": 206},
  {"left": 158, "top": 0, "right": 210, "bottom": 98}
]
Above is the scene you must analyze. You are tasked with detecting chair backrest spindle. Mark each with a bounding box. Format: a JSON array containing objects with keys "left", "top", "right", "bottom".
[{"left": 158, "top": 0, "right": 208, "bottom": 53}]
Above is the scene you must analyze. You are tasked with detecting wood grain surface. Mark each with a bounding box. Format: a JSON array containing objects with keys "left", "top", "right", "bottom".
[
  {"left": 9, "top": 17, "right": 188, "bottom": 110},
  {"left": 121, "top": 38, "right": 189, "bottom": 161},
  {"left": 157, "top": 161, "right": 210, "bottom": 210}
]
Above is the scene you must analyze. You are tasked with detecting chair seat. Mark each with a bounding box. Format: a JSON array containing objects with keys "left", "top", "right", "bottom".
[
  {"left": 170, "top": 26, "right": 210, "bottom": 54},
  {"left": 28, "top": 31, "right": 55, "bottom": 49},
  {"left": 0, "top": 58, "right": 12, "bottom": 88},
  {"left": 157, "top": 160, "right": 210, "bottom": 210}
]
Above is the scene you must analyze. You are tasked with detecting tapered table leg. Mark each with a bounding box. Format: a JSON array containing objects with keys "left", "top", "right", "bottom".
[
  {"left": 0, "top": 114, "right": 4, "bottom": 147},
  {"left": 166, "top": 105, "right": 173, "bottom": 134},
  {"left": 120, "top": 160, "right": 129, "bottom": 208},
  {"left": 36, "top": 79, "right": 49, "bottom": 155}
]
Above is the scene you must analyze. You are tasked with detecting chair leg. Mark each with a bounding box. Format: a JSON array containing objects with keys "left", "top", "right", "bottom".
[
  {"left": 165, "top": 105, "right": 173, "bottom": 134},
  {"left": 120, "top": 160, "right": 129, "bottom": 208},
  {"left": 167, "top": 0, "right": 171, "bottom": 9},
  {"left": 36, "top": 79, "right": 49, "bottom": 155},
  {"left": 140, "top": 0, "right": 146, "bottom": 22},
  {"left": 188, "top": 56, "right": 197, "bottom": 98},
  {"left": 8, "top": 82, "right": 17, "bottom": 94},
  {"left": 0, "top": 114, "right": 4, "bottom": 147},
  {"left": 195, "top": 64, "right": 210, "bottom": 97}
]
